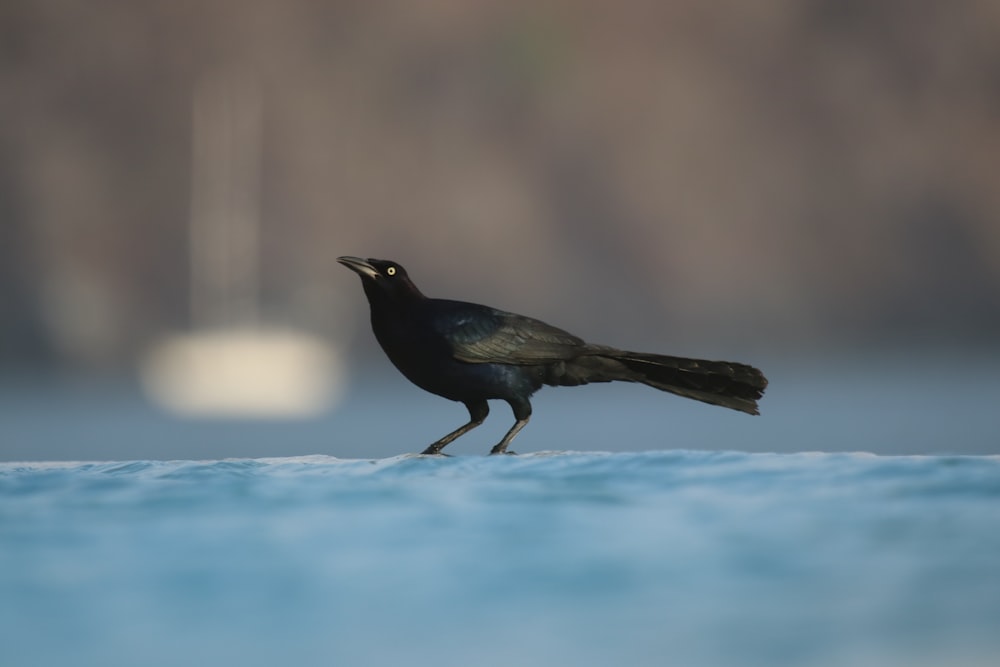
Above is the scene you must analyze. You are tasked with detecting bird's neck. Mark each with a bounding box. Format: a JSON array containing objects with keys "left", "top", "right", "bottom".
[{"left": 362, "top": 280, "right": 425, "bottom": 318}]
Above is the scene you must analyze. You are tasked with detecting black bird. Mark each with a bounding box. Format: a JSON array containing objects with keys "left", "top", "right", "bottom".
[{"left": 338, "top": 256, "right": 767, "bottom": 455}]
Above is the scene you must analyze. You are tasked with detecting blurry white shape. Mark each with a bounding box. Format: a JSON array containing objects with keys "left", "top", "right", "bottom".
[
  {"left": 140, "top": 66, "right": 344, "bottom": 418},
  {"left": 141, "top": 328, "right": 342, "bottom": 418}
]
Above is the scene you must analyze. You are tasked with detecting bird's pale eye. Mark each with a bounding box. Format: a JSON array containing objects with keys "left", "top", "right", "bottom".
[{"left": 386, "top": 266, "right": 397, "bottom": 276}]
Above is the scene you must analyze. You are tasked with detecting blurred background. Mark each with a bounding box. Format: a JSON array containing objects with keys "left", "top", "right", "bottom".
[{"left": 2, "top": 0, "right": 999, "bottom": 459}]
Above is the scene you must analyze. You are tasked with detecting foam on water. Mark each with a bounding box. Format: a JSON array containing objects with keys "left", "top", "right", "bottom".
[{"left": 2, "top": 451, "right": 999, "bottom": 667}]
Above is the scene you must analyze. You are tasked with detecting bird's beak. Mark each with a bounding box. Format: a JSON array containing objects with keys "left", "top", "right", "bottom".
[{"left": 337, "top": 256, "right": 380, "bottom": 280}]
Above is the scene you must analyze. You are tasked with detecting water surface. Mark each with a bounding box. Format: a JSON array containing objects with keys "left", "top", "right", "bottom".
[{"left": 3, "top": 451, "right": 998, "bottom": 667}]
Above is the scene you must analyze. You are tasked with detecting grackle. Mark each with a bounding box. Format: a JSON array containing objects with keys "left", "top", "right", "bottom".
[{"left": 338, "top": 257, "right": 767, "bottom": 455}]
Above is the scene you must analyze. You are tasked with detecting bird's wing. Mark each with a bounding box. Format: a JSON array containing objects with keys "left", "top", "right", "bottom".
[{"left": 430, "top": 300, "right": 585, "bottom": 364}]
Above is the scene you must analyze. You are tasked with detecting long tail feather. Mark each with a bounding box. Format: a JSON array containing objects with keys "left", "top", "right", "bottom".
[{"left": 550, "top": 347, "right": 768, "bottom": 415}]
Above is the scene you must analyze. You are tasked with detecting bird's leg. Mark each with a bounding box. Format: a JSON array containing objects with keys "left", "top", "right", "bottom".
[
  {"left": 489, "top": 400, "right": 532, "bottom": 455},
  {"left": 421, "top": 401, "right": 489, "bottom": 455}
]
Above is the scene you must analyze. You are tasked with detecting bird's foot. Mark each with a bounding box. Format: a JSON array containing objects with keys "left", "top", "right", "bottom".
[
  {"left": 488, "top": 447, "right": 517, "bottom": 456},
  {"left": 420, "top": 445, "right": 450, "bottom": 456}
]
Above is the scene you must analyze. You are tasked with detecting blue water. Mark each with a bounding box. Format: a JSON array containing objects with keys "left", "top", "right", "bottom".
[{"left": 3, "top": 451, "right": 999, "bottom": 667}]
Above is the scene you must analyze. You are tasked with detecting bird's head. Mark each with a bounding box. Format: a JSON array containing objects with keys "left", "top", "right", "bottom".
[{"left": 337, "top": 256, "right": 424, "bottom": 303}]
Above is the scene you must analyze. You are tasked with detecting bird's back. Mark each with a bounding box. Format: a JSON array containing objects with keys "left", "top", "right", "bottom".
[{"left": 424, "top": 298, "right": 587, "bottom": 365}]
